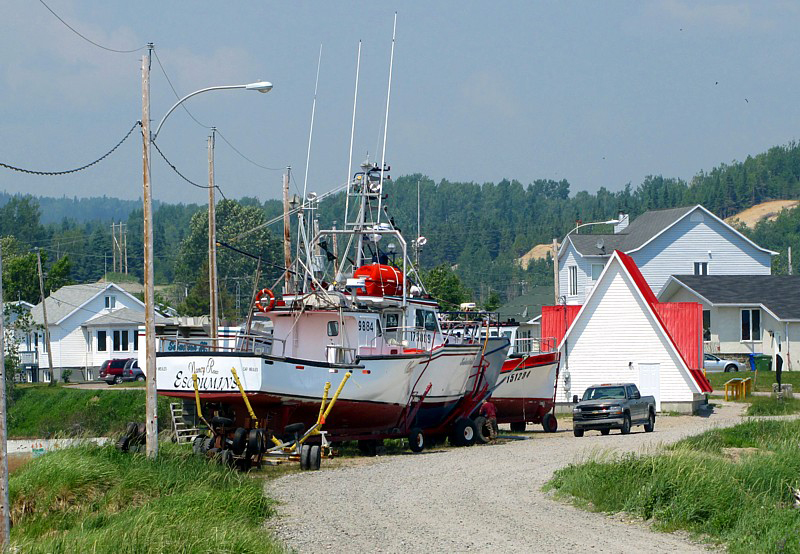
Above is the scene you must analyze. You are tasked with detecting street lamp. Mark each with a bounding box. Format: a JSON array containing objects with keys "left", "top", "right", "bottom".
[{"left": 141, "top": 47, "right": 272, "bottom": 459}]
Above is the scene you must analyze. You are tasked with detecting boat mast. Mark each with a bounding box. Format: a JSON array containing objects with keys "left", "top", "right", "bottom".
[{"left": 376, "top": 13, "right": 397, "bottom": 225}]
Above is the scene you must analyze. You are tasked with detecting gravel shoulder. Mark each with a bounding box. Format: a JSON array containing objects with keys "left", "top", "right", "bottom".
[{"left": 268, "top": 402, "right": 747, "bottom": 553}]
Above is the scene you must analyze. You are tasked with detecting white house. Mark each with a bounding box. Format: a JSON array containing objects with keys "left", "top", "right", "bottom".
[
  {"left": 549, "top": 251, "right": 712, "bottom": 414},
  {"left": 558, "top": 205, "right": 777, "bottom": 305},
  {"left": 659, "top": 275, "right": 800, "bottom": 372},
  {"left": 30, "top": 282, "right": 169, "bottom": 381}
]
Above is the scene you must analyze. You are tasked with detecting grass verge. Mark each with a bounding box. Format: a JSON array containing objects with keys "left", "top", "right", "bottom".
[
  {"left": 9, "top": 386, "right": 171, "bottom": 438},
  {"left": 745, "top": 395, "right": 800, "bottom": 416},
  {"left": 9, "top": 443, "right": 281, "bottom": 553},
  {"left": 705, "top": 370, "right": 800, "bottom": 393},
  {"left": 546, "top": 419, "right": 800, "bottom": 552}
]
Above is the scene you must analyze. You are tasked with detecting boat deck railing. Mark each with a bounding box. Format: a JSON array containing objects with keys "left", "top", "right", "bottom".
[
  {"left": 156, "top": 334, "right": 287, "bottom": 357},
  {"left": 513, "top": 337, "right": 557, "bottom": 355}
]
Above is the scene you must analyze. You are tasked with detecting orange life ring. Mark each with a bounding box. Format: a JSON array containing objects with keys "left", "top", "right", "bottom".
[{"left": 254, "top": 288, "right": 276, "bottom": 313}]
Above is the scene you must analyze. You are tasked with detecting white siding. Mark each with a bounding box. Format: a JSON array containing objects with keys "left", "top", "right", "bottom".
[
  {"left": 632, "top": 210, "right": 771, "bottom": 297},
  {"left": 556, "top": 262, "right": 697, "bottom": 407},
  {"left": 558, "top": 243, "right": 604, "bottom": 305}
]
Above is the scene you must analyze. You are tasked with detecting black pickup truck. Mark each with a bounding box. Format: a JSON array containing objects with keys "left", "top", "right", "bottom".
[{"left": 572, "top": 383, "right": 656, "bottom": 437}]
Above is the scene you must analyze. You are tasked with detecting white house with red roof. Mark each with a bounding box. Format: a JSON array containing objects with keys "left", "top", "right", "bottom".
[{"left": 544, "top": 250, "right": 712, "bottom": 414}]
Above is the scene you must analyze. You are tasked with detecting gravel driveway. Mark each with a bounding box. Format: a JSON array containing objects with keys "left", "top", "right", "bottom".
[{"left": 268, "top": 402, "right": 747, "bottom": 553}]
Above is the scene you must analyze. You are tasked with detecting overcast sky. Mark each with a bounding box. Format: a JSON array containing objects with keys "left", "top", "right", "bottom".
[{"left": 1, "top": 1, "right": 799, "bottom": 204}]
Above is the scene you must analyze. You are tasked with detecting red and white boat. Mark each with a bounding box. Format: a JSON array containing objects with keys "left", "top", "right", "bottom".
[{"left": 486, "top": 322, "right": 561, "bottom": 432}]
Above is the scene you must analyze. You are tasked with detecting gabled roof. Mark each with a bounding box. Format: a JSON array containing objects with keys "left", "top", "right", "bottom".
[
  {"left": 30, "top": 282, "right": 145, "bottom": 326},
  {"left": 661, "top": 275, "right": 800, "bottom": 322},
  {"left": 559, "top": 250, "right": 712, "bottom": 394},
  {"left": 497, "top": 285, "right": 553, "bottom": 322},
  {"left": 81, "top": 307, "right": 170, "bottom": 327},
  {"left": 561, "top": 205, "right": 777, "bottom": 259}
]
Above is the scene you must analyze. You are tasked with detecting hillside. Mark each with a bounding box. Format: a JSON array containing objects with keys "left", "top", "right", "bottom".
[
  {"left": 517, "top": 243, "right": 556, "bottom": 270},
  {"left": 725, "top": 199, "right": 799, "bottom": 228}
]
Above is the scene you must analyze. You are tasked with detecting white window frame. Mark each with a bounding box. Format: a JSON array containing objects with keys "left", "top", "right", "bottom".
[
  {"left": 590, "top": 263, "right": 604, "bottom": 282},
  {"left": 694, "top": 262, "right": 708, "bottom": 276},
  {"left": 113, "top": 329, "right": 130, "bottom": 352},
  {"left": 97, "top": 330, "right": 107, "bottom": 352},
  {"left": 105, "top": 295, "right": 116, "bottom": 309},
  {"left": 740, "top": 308, "right": 761, "bottom": 342},
  {"left": 568, "top": 266, "right": 578, "bottom": 296}
]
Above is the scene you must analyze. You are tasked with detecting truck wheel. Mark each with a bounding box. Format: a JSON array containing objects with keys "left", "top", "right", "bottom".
[
  {"left": 300, "top": 443, "right": 311, "bottom": 470},
  {"left": 600, "top": 429, "right": 610, "bottom": 435},
  {"left": 309, "top": 445, "right": 321, "bottom": 470},
  {"left": 509, "top": 421, "right": 526, "bottom": 433},
  {"left": 621, "top": 414, "right": 631, "bottom": 435},
  {"left": 573, "top": 428, "right": 584, "bottom": 437},
  {"left": 542, "top": 413, "right": 558, "bottom": 433},
  {"left": 644, "top": 412, "right": 655, "bottom": 433},
  {"left": 408, "top": 427, "right": 425, "bottom": 452},
  {"left": 473, "top": 416, "right": 490, "bottom": 444},
  {"left": 452, "top": 418, "right": 476, "bottom": 446},
  {"left": 232, "top": 427, "right": 248, "bottom": 455}
]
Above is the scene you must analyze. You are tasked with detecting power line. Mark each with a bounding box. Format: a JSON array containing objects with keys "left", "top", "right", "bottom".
[
  {"left": 150, "top": 138, "right": 223, "bottom": 196},
  {"left": 215, "top": 129, "right": 282, "bottom": 171},
  {"left": 0, "top": 121, "right": 141, "bottom": 176},
  {"left": 38, "top": 0, "right": 148, "bottom": 54},
  {"left": 152, "top": 48, "right": 211, "bottom": 130}
]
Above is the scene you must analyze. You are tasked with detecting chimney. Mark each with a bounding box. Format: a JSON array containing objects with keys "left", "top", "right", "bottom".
[{"left": 614, "top": 213, "right": 629, "bottom": 234}]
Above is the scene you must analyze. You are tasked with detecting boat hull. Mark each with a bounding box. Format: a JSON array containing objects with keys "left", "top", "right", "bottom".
[{"left": 491, "top": 352, "right": 560, "bottom": 424}]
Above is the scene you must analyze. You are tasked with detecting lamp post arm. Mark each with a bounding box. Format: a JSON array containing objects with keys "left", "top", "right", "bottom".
[{"left": 152, "top": 84, "right": 246, "bottom": 141}]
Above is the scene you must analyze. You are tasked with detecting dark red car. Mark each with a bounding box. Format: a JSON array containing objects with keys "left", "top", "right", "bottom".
[{"left": 99, "top": 358, "right": 132, "bottom": 385}]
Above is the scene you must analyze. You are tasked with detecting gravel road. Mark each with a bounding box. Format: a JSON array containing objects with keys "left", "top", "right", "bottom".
[{"left": 268, "top": 402, "right": 748, "bottom": 553}]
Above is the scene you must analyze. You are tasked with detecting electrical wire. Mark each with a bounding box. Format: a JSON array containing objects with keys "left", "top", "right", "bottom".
[
  {"left": 38, "top": 0, "right": 148, "bottom": 54},
  {"left": 215, "top": 129, "right": 282, "bottom": 171},
  {"left": 152, "top": 48, "right": 211, "bottom": 130},
  {"left": 150, "top": 138, "right": 223, "bottom": 196},
  {"left": 0, "top": 121, "right": 141, "bottom": 175}
]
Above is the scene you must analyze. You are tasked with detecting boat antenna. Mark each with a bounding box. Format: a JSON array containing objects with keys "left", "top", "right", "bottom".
[
  {"left": 416, "top": 177, "right": 421, "bottom": 267},
  {"left": 376, "top": 13, "right": 397, "bottom": 224},
  {"left": 302, "top": 43, "right": 323, "bottom": 204},
  {"left": 343, "top": 40, "right": 361, "bottom": 230}
]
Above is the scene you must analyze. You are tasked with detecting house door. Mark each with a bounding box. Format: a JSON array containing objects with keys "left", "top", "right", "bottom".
[{"left": 638, "top": 363, "right": 660, "bottom": 412}]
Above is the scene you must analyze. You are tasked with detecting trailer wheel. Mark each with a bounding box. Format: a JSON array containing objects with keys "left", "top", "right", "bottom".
[
  {"left": 192, "top": 435, "right": 206, "bottom": 455},
  {"left": 408, "top": 427, "right": 425, "bottom": 452},
  {"left": 509, "top": 421, "right": 526, "bottom": 433},
  {"left": 204, "top": 437, "right": 216, "bottom": 451},
  {"left": 357, "top": 440, "right": 379, "bottom": 457},
  {"left": 310, "top": 445, "right": 321, "bottom": 470},
  {"left": 542, "top": 413, "right": 558, "bottom": 433},
  {"left": 115, "top": 435, "right": 131, "bottom": 452},
  {"left": 452, "top": 418, "right": 476, "bottom": 446},
  {"left": 600, "top": 429, "right": 610, "bottom": 435},
  {"left": 473, "top": 416, "right": 490, "bottom": 444},
  {"left": 300, "top": 443, "right": 311, "bottom": 470},
  {"left": 232, "top": 428, "right": 248, "bottom": 455},
  {"left": 573, "top": 428, "right": 584, "bottom": 437},
  {"left": 220, "top": 449, "right": 234, "bottom": 468},
  {"left": 247, "top": 429, "right": 263, "bottom": 456}
]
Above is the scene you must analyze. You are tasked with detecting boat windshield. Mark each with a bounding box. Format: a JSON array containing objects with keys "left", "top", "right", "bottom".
[{"left": 582, "top": 386, "right": 626, "bottom": 401}]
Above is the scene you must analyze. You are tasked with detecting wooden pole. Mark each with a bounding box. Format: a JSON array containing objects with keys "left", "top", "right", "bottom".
[
  {"left": 0, "top": 244, "right": 10, "bottom": 547},
  {"left": 123, "top": 223, "right": 128, "bottom": 275},
  {"left": 552, "top": 238, "right": 559, "bottom": 305},
  {"left": 282, "top": 169, "right": 292, "bottom": 294},
  {"left": 142, "top": 48, "right": 158, "bottom": 459},
  {"left": 36, "top": 250, "right": 54, "bottom": 380},
  {"left": 112, "top": 222, "right": 117, "bottom": 274},
  {"left": 208, "top": 130, "right": 218, "bottom": 344}
]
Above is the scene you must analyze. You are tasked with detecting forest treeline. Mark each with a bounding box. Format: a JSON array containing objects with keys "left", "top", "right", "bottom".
[{"left": 1, "top": 140, "right": 799, "bottom": 312}]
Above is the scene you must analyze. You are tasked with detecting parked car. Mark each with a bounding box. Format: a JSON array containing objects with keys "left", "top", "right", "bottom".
[
  {"left": 703, "top": 353, "right": 744, "bottom": 373},
  {"left": 122, "top": 359, "right": 145, "bottom": 382},
  {"left": 572, "top": 383, "right": 656, "bottom": 437},
  {"left": 99, "top": 358, "right": 133, "bottom": 385}
]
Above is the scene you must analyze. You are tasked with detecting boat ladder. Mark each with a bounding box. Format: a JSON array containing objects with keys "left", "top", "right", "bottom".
[{"left": 169, "top": 402, "right": 202, "bottom": 443}]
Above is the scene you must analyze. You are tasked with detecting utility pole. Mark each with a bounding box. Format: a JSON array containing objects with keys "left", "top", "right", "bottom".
[
  {"left": 552, "top": 238, "right": 559, "bottom": 305},
  {"left": 111, "top": 222, "right": 117, "bottom": 274},
  {"left": 789, "top": 246, "right": 793, "bottom": 276},
  {"left": 36, "top": 250, "right": 54, "bottom": 381},
  {"left": 142, "top": 46, "right": 158, "bottom": 459},
  {"left": 123, "top": 223, "right": 128, "bottom": 275},
  {"left": 282, "top": 168, "right": 292, "bottom": 294},
  {"left": 0, "top": 244, "right": 9, "bottom": 548},
  {"left": 208, "top": 129, "right": 218, "bottom": 344}
]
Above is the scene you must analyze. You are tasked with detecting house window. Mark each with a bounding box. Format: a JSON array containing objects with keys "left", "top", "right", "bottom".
[
  {"left": 105, "top": 295, "right": 116, "bottom": 309},
  {"left": 97, "top": 330, "right": 107, "bottom": 352},
  {"left": 113, "top": 330, "right": 129, "bottom": 352},
  {"left": 741, "top": 309, "right": 761, "bottom": 342},
  {"left": 40, "top": 333, "right": 47, "bottom": 352},
  {"left": 702, "top": 310, "right": 711, "bottom": 342},
  {"left": 590, "top": 263, "right": 604, "bottom": 281},
  {"left": 694, "top": 262, "right": 708, "bottom": 276},
  {"left": 133, "top": 330, "right": 139, "bottom": 351},
  {"left": 568, "top": 266, "right": 578, "bottom": 296}
]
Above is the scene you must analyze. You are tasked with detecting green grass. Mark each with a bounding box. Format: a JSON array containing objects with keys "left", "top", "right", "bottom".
[
  {"left": 745, "top": 395, "right": 800, "bottom": 416},
  {"left": 9, "top": 386, "right": 171, "bottom": 438},
  {"left": 705, "top": 370, "right": 800, "bottom": 393},
  {"left": 9, "top": 443, "right": 282, "bottom": 553},
  {"left": 546, "top": 419, "right": 800, "bottom": 552}
]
